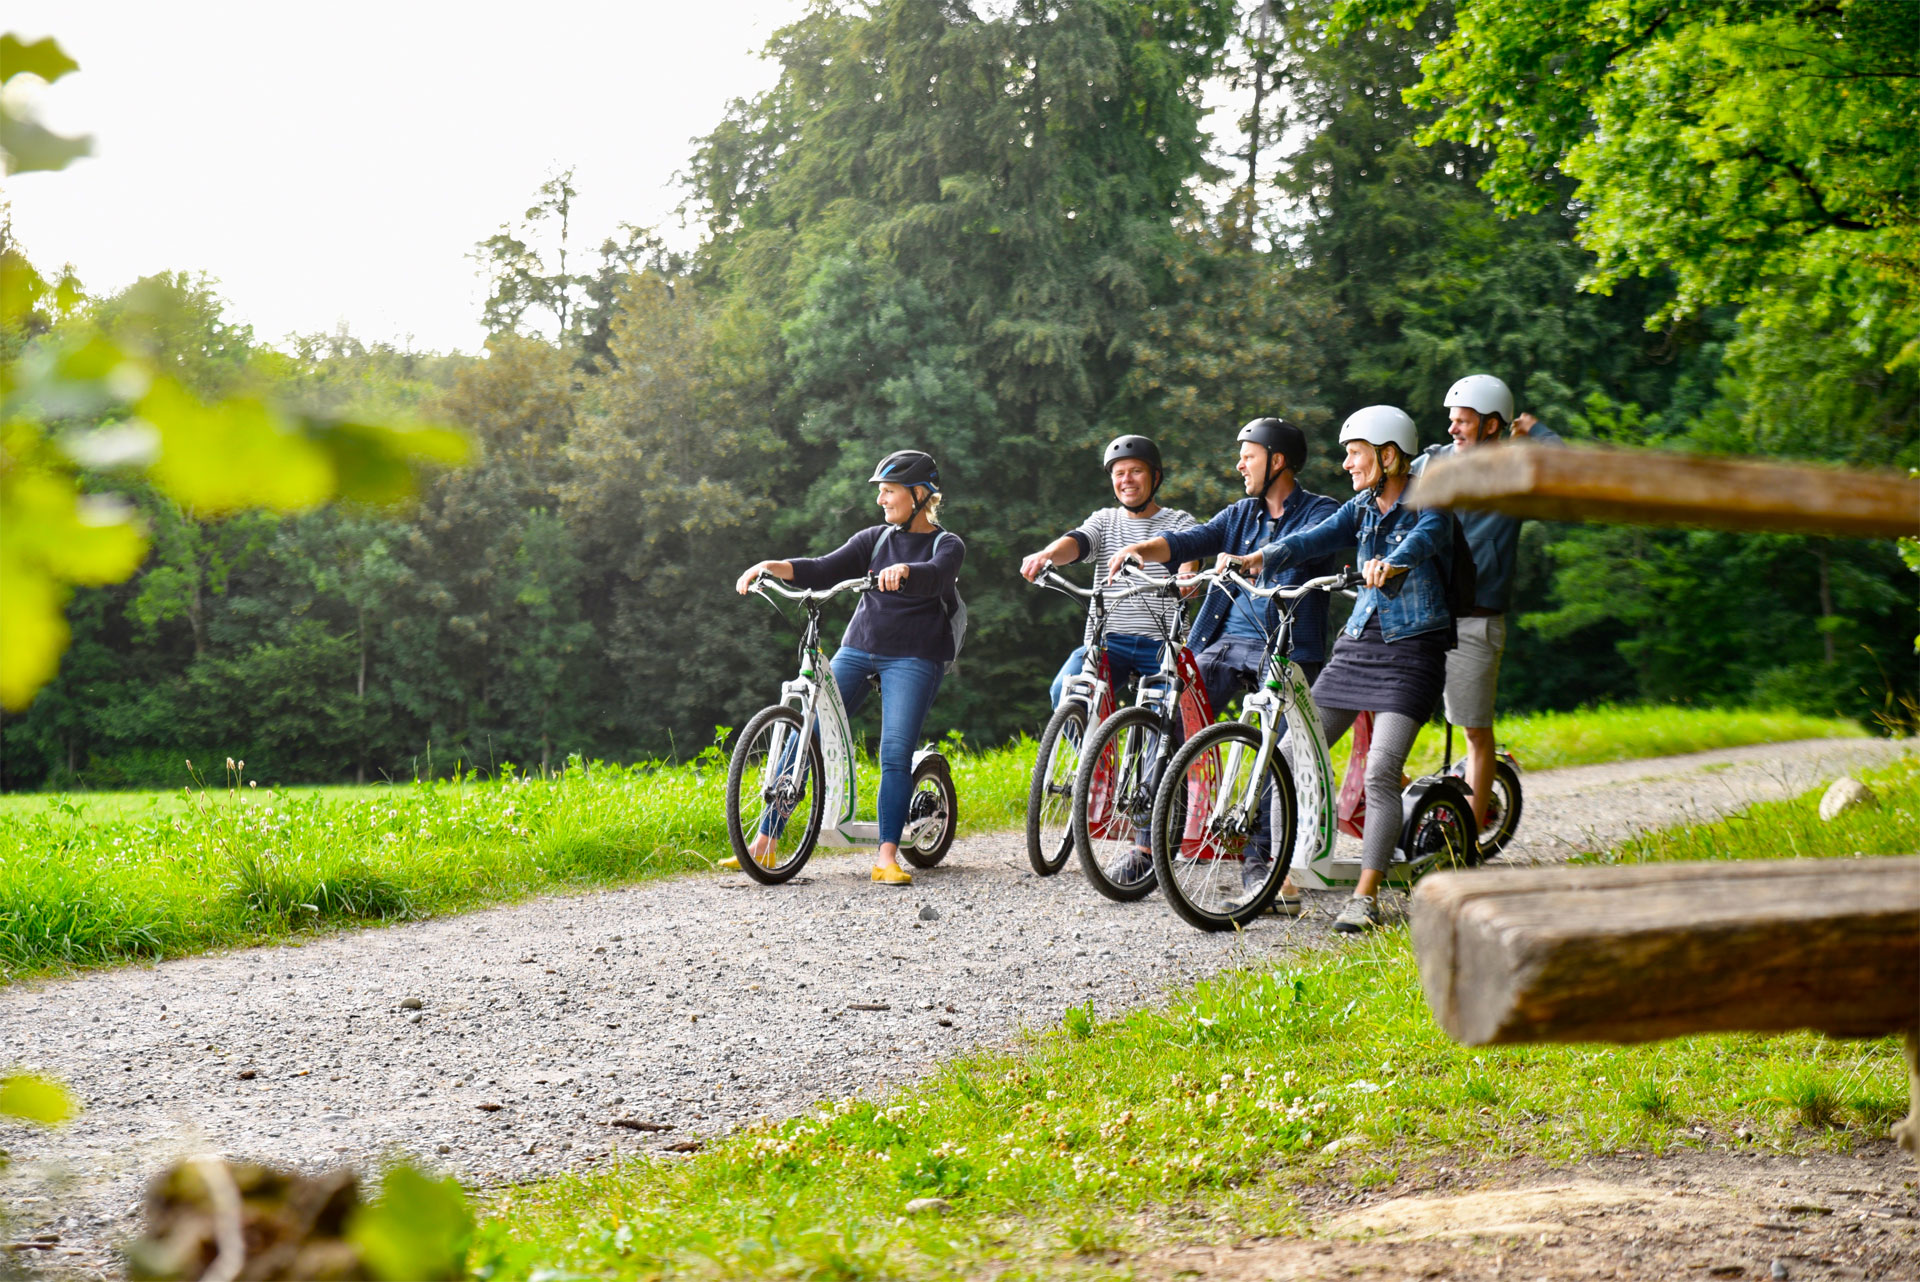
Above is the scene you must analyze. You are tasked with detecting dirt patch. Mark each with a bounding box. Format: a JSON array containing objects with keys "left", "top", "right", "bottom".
[{"left": 1137, "top": 1144, "right": 1918, "bottom": 1281}]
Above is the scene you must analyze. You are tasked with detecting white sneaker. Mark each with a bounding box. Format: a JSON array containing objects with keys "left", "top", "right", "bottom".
[{"left": 1331, "top": 894, "right": 1380, "bottom": 934}]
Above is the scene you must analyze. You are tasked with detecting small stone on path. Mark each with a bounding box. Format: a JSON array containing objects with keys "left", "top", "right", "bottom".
[
  {"left": 399, "top": 997, "right": 423, "bottom": 1011},
  {"left": 1817, "top": 776, "right": 1875, "bottom": 821},
  {"left": 919, "top": 905, "right": 940, "bottom": 921}
]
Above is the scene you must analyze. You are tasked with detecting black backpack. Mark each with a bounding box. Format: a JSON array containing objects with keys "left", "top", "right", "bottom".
[
  {"left": 1412, "top": 447, "right": 1479, "bottom": 618},
  {"left": 1441, "top": 513, "right": 1479, "bottom": 619}
]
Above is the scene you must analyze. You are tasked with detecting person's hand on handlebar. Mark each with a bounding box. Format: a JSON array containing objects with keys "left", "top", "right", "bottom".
[
  {"left": 1019, "top": 550, "right": 1055, "bottom": 582},
  {"left": 1361, "top": 557, "right": 1407, "bottom": 589},
  {"left": 736, "top": 560, "right": 795, "bottom": 594},
  {"left": 876, "top": 562, "right": 911, "bottom": 592},
  {"left": 1104, "top": 546, "right": 1147, "bottom": 582},
  {"left": 1219, "top": 549, "right": 1264, "bottom": 580}
]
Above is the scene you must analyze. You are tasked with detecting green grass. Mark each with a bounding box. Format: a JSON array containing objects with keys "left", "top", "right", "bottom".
[
  {"left": 1396, "top": 702, "right": 1862, "bottom": 778},
  {"left": 0, "top": 745, "right": 1035, "bottom": 981},
  {"left": 0, "top": 704, "right": 1874, "bottom": 981},
  {"left": 1582, "top": 752, "right": 1919, "bottom": 865}
]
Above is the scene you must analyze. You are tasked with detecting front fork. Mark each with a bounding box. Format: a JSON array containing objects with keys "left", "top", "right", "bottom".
[{"left": 1211, "top": 689, "right": 1281, "bottom": 831}]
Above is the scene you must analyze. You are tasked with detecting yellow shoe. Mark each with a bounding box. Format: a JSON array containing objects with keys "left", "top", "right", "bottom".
[
  {"left": 870, "top": 864, "right": 913, "bottom": 886},
  {"left": 718, "top": 855, "right": 741, "bottom": 871}
]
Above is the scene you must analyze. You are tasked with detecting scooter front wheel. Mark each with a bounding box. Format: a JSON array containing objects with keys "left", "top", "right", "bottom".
[
  {"left": 725, "top": 705, "right": 826, "bottom": 885},
  {"left": 1151, "top": 721, "right": 1296, "bottom": 931},
  {"left": 1072, "top": 704, "right": 1163, "bottom": 902},
  {"left": 1026, "top": 700, "right": 1088, "bottom": 876}
]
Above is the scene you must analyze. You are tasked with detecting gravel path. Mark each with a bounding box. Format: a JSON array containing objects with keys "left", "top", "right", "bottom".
[{"left": 1, "top": 735, "right": 1909, "bottom": 1273}]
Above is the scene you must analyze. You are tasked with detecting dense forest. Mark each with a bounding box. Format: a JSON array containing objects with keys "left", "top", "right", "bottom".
[{"left": 3, "top": 0, "right": 1914, "bottom": 790}]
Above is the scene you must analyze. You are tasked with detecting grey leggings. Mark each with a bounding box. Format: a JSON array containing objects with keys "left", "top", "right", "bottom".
[{"left": 1282, "top": 706, "right": 1421, "bottom": 874}]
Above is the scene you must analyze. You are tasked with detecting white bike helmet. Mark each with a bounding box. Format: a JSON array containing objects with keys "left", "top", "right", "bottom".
[
  {"left": 1337, "top": 405, "right": 1419, "bottom": 458},
  {"left": 1443, "top": 374, "right": 1515, "bottom": 426}
]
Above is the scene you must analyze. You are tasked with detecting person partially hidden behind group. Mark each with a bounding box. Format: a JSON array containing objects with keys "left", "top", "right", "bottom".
[
  {"left": 729, "top": 449, "right": 964, "bottom": 887},
  {"left": 1235, "top": 406, "right": 1455, "bottom": 933}
]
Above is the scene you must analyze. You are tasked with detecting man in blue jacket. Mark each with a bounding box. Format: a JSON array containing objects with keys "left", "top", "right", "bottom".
[
  {"left": 1412, "top": 374, "right": 1562, "bottom": 830},
  {"left": 1109, "top": 417, "right": 1339, "bottom": 902}
]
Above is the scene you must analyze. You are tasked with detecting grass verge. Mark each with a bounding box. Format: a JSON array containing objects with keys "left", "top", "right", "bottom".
[
  {"left": 0, "top": 746, "right": 1033, "bottom": 981},
  {"left": 0, "top": 704, "right": 1874, "bottom": 980},
  {"left": 465, "top": 756, "right": 1914, "bottom": 1281}
]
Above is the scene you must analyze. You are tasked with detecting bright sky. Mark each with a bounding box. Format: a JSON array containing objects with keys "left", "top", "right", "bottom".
[
  {"left": 4, "top": 1, "right": 809, "bottom": 354},
  {"left": 7, "top": 2, "right": 1250, "bottom": 356}
]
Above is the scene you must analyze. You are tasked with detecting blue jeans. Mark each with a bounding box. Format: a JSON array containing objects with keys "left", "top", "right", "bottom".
[
  {"left": 1049, "top": 633, "right": 1165, "bottom": 707},
  {"left": 834, "top": 647, "right": 943, "bottom": 846},
  {"left": 759, "top": 648, "right": 943, "bottom": 848}
]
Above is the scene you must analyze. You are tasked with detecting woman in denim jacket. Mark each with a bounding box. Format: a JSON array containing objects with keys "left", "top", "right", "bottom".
[{"left": 1237, "top": 406, "right": 1453, "bottom": 933}]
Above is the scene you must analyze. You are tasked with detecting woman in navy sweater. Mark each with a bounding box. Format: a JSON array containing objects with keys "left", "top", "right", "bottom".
[{"left": 732, "top": 451, "right": 965, "bottom": 885}]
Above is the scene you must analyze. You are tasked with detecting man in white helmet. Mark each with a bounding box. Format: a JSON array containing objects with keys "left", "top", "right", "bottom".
[{"left": 1410, "top": 374, "right": 1562, "bottom": 829}]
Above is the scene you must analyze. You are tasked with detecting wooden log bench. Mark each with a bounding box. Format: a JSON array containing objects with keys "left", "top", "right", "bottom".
[
  {"left": 1411, "top": 857, "right": 1920, "bottom": 1154},
  {"left": 1406, "top": 441, "right": 1920, "bottom": 539}
]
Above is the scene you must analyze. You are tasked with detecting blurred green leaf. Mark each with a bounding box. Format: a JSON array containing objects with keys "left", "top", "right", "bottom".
[
  {"left": 0, "top": 111, "right": 92, "bottom": 176},
  {"left": 0, "top": 462, "right": 148, "bottom": 709},
  {"left": 138, "top": 380, "right": 334, "bottom": 512},
  {"left": 1, "top": 34, "right": 80, "bottom": 85},
  {"left": 347, "top": 1164, "right": 473, "bottom": 1282},
  {"left": 0, "top": 1072, "right": 79, "bottom": 1125},
  {"left": 314, "top": 419, "right": 471, "bottom": 506}
]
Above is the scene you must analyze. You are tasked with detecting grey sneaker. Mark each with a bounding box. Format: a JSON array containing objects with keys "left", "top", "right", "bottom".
[
  {"left": 1112, "top": 848, "right": 1152, "bottom": 885},
  {"left": 1331, "top": 894, "right": 1380, "bottom": 934},
  {"left": 1241, "top": 856, "right": 1271, "bottom": 895}
]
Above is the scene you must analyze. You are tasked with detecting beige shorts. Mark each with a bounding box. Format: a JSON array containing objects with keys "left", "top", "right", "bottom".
[{"left": 1443, "top": 613, "right": 1507, "bottom": 728}]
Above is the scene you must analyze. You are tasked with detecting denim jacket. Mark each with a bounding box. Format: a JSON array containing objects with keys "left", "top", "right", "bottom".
[
  {"left": 1160, "top": 488, "right": 1341, "bottom": 662},
  {"left": 1259, "top": 489, "right": 1453, "bottom": 642}
]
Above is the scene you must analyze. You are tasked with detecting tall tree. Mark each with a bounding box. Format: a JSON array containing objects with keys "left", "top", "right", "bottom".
[
  {"left": 1338, "top": 0, "right": 1920, "bottom": 325},
  {"left": 686, "top": 0, "right": 1235, "bottom": 737}
]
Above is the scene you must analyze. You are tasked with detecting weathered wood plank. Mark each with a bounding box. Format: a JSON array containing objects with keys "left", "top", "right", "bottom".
[
  {"left": 1410, "top": 857, "right": 1920, "bottom": 1046},
  {"left": 1406, "top": 443, "right": 1920, "bottom": 539}
]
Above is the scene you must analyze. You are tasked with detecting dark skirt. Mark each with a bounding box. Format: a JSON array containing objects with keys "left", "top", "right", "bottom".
[{"left": 1311, "top": 617, "right": 1451, "bottom": 721}]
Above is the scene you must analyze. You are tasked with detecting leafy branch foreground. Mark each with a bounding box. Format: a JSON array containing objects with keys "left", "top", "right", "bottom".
[
  {"left": 0, "top": 705, "right": 1865, "bottom": 979},
  {"left": 468, "top": 756, "right": 1917, "bottom": 1280}
]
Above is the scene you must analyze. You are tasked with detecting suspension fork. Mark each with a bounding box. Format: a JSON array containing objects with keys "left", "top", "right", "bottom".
[
  {"left": 1211, "top": 697, "right": 1279, "bottom": 827},
  {"left": 765, "top": 678, "right": 820, "bottom": 795}
]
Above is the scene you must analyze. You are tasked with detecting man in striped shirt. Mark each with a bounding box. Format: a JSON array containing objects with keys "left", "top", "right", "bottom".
[{"left": 1019, "top": 435, "right": 1199, "bottom": 707}]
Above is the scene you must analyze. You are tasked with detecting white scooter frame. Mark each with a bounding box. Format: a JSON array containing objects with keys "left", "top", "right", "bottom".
[
  {"left": 1192, "top": 568, "right": 1478, "bottom": 891},
  {"left": 753, "top": 576, "right": 951, "bottom": 852}
]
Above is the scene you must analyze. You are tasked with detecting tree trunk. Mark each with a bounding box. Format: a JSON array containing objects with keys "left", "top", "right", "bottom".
[{"left": 1816, "top": 541, "right": 1835, "bottom": 665}]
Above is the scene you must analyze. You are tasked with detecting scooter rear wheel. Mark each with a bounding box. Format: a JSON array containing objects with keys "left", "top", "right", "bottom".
[
  {"left": 1402, "top": 778, "right": 1479, "bottom": 874},
  {"left": 901, "top": 754, "right": 958, "bottom": 869},
  {"left": 1444, "top": 755, "right": 1522, "bottom": 862}
]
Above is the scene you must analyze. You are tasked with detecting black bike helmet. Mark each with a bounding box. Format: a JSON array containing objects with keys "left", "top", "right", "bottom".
[
  {"left": 868, "top": 449, "right": 941, "bottom": 490},
  {"left": 1102, "top": 434, "right": 1162, "bottom": 475},
  {"left": 1236, "top": 416, "right": 1306, "bottom": 498},
  {"left": 1101, "top": 434, "right": 1163, "bottom": 512}
]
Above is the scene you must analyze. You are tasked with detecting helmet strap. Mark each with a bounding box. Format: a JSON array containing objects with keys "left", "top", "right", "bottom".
[{"left": 1256, "top": 448, "right": 1285, "bottom": 503}]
